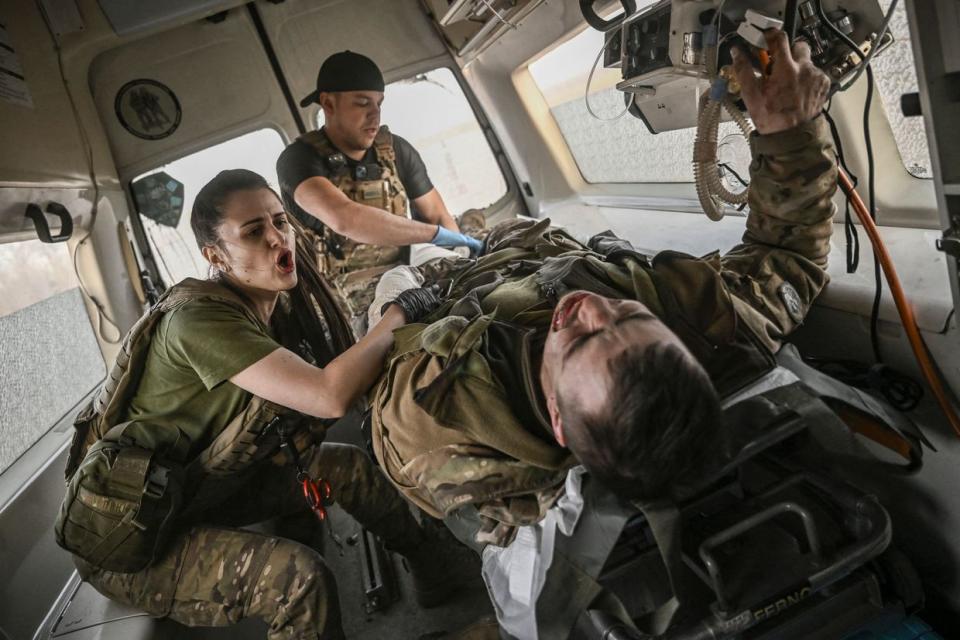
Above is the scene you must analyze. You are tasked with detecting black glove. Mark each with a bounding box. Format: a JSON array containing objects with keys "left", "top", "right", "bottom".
[{"left": 382, "top": 285, "right": 442, "bottom": 323}]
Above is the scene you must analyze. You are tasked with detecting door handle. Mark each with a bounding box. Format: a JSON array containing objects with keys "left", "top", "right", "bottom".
[{"left": 24, "top": 202, "right": 74, "bottom": 243}]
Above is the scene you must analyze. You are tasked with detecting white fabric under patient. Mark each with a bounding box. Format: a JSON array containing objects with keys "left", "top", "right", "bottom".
[{"left": 481, "top": 466, "right": 588, "bottom": 640}]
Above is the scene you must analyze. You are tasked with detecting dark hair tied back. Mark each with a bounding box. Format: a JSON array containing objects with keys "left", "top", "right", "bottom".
[{"left": 190, "top": 169, "right": 272, "bottom": 249}]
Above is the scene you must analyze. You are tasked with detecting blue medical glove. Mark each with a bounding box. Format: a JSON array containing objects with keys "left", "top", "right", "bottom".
[{"left": 431, "top": 225, "right": 482, "bottom": 256}]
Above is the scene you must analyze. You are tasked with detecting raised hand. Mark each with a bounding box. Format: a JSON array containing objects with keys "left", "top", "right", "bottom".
[{"left": 731, "top": 28, "right": 832, "bottom": 135}]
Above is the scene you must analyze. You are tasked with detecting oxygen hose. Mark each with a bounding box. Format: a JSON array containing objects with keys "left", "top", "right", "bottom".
[
  {"left": 693, "top": 28, "right": 752, "bottom": 221},
  {"left": 693, "top": 88, "right": 753, "bottom": 220},
  {"left": 836, "top": 169, "right": 960, "bottom": 439}
]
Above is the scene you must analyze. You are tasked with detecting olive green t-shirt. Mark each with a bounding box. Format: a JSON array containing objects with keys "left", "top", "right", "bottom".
[{"left": 124, "top": 297, "right": 280, "bottom": 459}]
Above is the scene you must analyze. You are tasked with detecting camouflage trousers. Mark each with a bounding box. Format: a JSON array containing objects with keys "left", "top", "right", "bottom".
[{"left": 75, "top": 443, "right": 424, "bottom": 640}]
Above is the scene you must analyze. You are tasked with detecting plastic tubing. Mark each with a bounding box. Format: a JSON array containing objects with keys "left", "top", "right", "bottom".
[
  {"left": 693, "top": 90, "right": 753, "bottom": 221},
  {"left": 837, "top": 168, "right": 960, "bottom": 439}
]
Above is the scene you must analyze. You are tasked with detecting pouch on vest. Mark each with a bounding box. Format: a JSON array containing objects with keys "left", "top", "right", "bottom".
[{"left": 55, "top": 423, "right": 185, "bottom": 573}]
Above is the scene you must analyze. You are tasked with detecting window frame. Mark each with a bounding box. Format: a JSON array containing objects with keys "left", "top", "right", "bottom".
[
  {"left": 516, "top": 23, "right": 707, "bottom": 213},
  {"left": 518, "top": 19, "right": 940, "bottom": 227},
  {"left": 0, "top": 388, "right": 94, "bottom": 510}
]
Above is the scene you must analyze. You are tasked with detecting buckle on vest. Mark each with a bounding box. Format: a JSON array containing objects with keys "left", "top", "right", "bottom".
[{"left": 144, "top": 464, "right": 170, "bottom": 499}]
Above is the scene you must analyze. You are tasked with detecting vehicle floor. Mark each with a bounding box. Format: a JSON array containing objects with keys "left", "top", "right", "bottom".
[{"left": 315, "top": 503, "right": 494, "bottom": 640}]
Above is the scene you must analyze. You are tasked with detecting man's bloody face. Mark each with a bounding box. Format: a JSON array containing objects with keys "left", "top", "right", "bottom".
[{"left": 538, "top": 291, "right": 692, "bottom": 446}]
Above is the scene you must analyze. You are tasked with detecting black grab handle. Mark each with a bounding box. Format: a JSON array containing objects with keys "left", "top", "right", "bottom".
[
  {"left": 579, "top": 0, "right": 636, "bottom": 32},
  {"left": 25, "top": 202, "right": 74, "bottom": 243}
]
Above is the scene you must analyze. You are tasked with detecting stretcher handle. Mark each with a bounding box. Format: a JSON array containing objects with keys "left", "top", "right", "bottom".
[
  {"left": 799, "top": 471, "right": 891, "bottom": 592},
  {"left": 698, "top": 501, "right": 822, "bottom": 612}
]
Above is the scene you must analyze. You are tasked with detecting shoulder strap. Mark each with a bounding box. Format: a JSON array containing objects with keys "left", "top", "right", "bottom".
[
  {"left": 373, "top": 125, "right": 395, "bottom": 163},
  {"left": 297, "top": 128, "right": 337, "bottom": 157}
]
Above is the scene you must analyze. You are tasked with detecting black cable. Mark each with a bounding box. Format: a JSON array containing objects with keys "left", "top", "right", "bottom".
[
  {"left": 822, "top": 106, "right": 860, "bottom": 273},
  {"left": 805, "top": 357, "right": 923, "bottom": 411},
  {"left": 864, "top": 65, "right": 883, "bottom": 365},
  {"left": 783, "top": 0, "right": 801, "bottom": 44},
  {"left": 839, "top": 0, "right": 898, "bottom": 92},
  {"left": 816, "top": 0, "right": 864, "bottom": 63},
  {"left": 43, "top": 14, "right": 122, "bottom": 343},
  {"left": 717, "top": 162, "right": 749, "bottom": 188},
  {"left": 246, "top": 3, "right": 306, "bottom": 135}
]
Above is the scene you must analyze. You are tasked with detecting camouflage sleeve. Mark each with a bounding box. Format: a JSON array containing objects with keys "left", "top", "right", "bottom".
[{"left": 720, "top": 115, "right": 837, "bottom": 348}]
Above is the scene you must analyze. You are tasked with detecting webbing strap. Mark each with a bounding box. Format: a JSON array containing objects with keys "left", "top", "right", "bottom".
[
  {"left": 634, "top": 500, "right": 683, "bottom": 635},
  {"left": 373, "top": 126, "right": 395, "bottom": 162},
  {"left": 775, "top": 344, "right": 926, "bottom": 470},
  {"left": 86, "top": 509, "right": 141, "bottom": 568},
  {"left": 535, "top": 478, "right": 640, "bottom": 639}
]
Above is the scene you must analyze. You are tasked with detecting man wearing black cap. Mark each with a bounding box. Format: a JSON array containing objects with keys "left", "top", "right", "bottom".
[{"left": 277, "top": 50, "right": 480, "bottom": 335}]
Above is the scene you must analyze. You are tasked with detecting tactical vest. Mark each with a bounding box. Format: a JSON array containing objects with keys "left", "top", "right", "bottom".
[
  {"left": 297, "top": 125, "right": 409, "bottom": 276},
  {"left": 64, "top": 278, "right": 312, "bottom": 484}
]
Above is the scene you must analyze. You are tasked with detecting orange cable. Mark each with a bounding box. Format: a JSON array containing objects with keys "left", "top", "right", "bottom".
[{"left": 837, "top": 168, "right": 960, "bottom": 439}]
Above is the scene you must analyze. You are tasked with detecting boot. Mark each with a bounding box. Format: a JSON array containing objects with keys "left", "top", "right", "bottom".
[{"left": 401, "top": 520, "right": 483, "bottom": 608}]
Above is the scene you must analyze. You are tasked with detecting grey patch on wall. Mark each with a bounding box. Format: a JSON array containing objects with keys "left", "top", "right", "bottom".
[{"left": 0, "top": 288, "right": 105, "bottom": 473}]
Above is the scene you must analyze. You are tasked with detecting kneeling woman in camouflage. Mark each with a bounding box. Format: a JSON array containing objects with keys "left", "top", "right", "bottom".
[{"left": 56, "top": 169, "right": 456, "bottom": 639}]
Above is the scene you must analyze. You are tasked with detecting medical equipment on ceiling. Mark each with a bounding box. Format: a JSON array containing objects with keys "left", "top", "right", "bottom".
[{"left": 581, "top": 0, "right": 892, "bottom": 216}]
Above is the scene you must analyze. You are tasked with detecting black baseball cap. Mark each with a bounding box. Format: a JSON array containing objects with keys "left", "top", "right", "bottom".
[{"left": 299, "top": 51, "right": 385, "bottom": 107}]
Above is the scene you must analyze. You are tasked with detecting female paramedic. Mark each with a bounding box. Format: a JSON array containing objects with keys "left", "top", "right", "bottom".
[{"left": 55, "top": 169, "right": 469, "bottom": 639}]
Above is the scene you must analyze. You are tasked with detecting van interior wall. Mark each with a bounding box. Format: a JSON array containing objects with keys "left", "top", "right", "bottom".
[
  {"left": 459, "top": 0, "right": 960, "bottom": 612},
  {"left": 0, "top": 2, "right": 457, "bottom": 637},
  {"left": 256, "top": 0, "right": 449, "bottom": 131},
  {"left": 0, "top": 0, "right": 154, "bottom": 363}
]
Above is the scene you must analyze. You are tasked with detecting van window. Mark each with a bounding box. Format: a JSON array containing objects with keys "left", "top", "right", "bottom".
[
  {"left": 872, "top": 1, "right": 932, "bottom": 178},
  {"left": 0, "top": 239, "right": 105, "bottom": 475},
  {"left": 317, "top": 67, "right": 508, "bottom": 215},
  {"left": 529, "top": 25, "right": 743, "bottom": 184},
  {"left": 133, "top": 128, "right": 287, "bottom": 285}
]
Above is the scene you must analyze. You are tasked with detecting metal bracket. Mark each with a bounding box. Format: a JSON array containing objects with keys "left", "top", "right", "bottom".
[
  {"left": 936, "top": 236, "right": 960, "bottom": 259},
  {"left": 359, "top": 528, "right": 396, "bottom": 613},
  {"left": 24, "top": 202, "right": 74, "bottom": 243}
]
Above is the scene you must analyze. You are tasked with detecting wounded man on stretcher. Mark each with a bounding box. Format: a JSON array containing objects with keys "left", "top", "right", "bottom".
[
  {"left": 366, "top": 103, "right": 837, "bottom": 541},
  {"left": 358, "top": 29, "right": 916, "bottom": 639}
]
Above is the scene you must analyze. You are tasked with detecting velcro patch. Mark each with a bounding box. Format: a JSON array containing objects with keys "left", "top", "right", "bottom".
[{"left": 778, "top": 282, "right": 804, "bottom": 324}]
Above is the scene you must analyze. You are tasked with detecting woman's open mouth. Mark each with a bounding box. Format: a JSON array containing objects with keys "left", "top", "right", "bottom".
[
  {"left": 276, "top": 249, "right": 295, "bottom": 274},
  {"left": 551, "top": 291, "right": 591, "bottom": 331}
]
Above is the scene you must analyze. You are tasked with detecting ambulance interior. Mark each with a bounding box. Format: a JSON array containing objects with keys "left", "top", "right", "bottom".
[{"left": 2, "top": 0, "right": 960, "bottom": 638}]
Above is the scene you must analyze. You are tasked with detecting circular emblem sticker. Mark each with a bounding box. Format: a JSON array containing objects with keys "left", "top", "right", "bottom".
[{"left": 115, "top": 79, "right": 181, "bottom": 140}]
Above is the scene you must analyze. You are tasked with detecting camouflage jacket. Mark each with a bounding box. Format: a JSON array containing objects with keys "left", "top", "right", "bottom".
[{"left": 370, "top": 116, "right": 837, "bottom": 546}]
